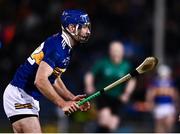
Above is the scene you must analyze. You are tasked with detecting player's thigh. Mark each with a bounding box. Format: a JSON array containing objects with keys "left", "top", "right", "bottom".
[
  {"left": 12, "top": 116, "right": 41, "bottom": 133},
  {"left": 165, "top": 114, "right": 175, "bottom": 125},
  {"left": 155, "top": 118, "right": 166, "bottom": 133},
  {"left": 3, "top": 84, "right": 41, "bottom": 132}
]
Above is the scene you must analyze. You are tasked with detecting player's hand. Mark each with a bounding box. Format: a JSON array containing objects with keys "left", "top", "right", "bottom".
[
  {"left": 62, "top": 101, "right": 80, "bottom": 116},
  {"left": 120, "top": 93, "right": 129, "bottom": 104},
  {"left": 72, "top": 94, "right": 87, "bottom": 101},
  {"left": 72, "top": 94, "right": 91, "bottom": 112},
  {"left": 79, "top": 101, "right": 91, "bottom": 112},
  {"left": 85, "top": 86, "right": 96, "bottom": 95}
]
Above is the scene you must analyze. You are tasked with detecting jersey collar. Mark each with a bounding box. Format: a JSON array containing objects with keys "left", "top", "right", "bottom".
[{"left": 62, "top": 31, "right": 72, "bottom": 48}]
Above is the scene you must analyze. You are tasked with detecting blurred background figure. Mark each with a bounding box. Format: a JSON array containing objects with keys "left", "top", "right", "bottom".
[
  {"left": 84, "top": 41, "right": 136, "bottom": 132},
  {"left": 146, "top": 64, "right": 179, "bottom": 133}
]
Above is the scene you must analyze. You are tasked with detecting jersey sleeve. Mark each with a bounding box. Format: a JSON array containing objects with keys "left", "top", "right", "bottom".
[{"left": 42, "top": 38, "right": 60, "bottom": 69}]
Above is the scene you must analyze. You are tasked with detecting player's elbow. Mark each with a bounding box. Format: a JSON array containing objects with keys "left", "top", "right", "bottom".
[{"left": 34, "top": 77, "right": 46, "bottom": 89}]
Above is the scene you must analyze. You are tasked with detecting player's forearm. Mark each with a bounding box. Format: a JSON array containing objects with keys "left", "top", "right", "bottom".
[
  {"left": 84, "top": 72, "right": 95, "bottom": 94},
  {"left": 146, "top": 89, "right": 155, "bottom": 110},
  {"left": 34, "top": 78, "right": 66, "bottom": 108},
  {"left": 53, "top": 76, "right": 75, "bottom": 101},
  {"left": 124, "top": 78, "right": 136, "bottom": 96}
]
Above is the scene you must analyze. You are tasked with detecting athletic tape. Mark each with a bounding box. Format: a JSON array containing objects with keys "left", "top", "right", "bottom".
[
  {"left": 130, "top": 70, "right": 139, "bottom": 77},
  {"left": 100, "top": 89, "right": 105, "bottom": 94}
]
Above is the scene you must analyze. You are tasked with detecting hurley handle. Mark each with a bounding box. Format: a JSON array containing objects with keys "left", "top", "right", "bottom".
[
  {"left": 77, "top": 57, "right": 158, "bottom": 106},
  {"left": 77, "top": 74, "right": 132, "bottom": 106},
  {"left": 77, "top": 91, "right": 101, "bottom": 106}
]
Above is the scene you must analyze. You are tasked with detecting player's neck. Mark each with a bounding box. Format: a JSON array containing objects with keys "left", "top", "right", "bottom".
[{"left": 62, "top": 30, "right": 75, "bottom": 48}]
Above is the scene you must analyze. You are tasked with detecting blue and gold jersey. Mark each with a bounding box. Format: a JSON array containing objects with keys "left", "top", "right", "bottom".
[
  {"left": 151, "top": 78, "right": 175, "bottom": 104},
  {"left": 11, "top": 32, "right": 72, "bottom": 100}
]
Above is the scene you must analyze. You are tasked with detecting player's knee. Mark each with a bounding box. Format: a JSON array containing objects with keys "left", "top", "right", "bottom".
[
  {"left": 12, "top": 122, "right": 23, "bottom": 133},
  {"left": 22, "top": 118, "right": 42, "bottom": 133},
  {"left": 12, "top": 117, "right": 41, "bottom": 133}
]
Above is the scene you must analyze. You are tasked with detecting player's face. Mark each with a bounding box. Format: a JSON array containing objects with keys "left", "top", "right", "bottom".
[
  {"left": 78, "top": 24, "right": 91, "bottom": 43},
  {"left": 109, "top": 42, "right": 124, "bottom": 64}
]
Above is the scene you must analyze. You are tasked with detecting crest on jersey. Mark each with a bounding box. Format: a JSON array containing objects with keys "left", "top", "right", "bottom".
[{"left": 62, "top": 57, "right": 70, "bottom": 66}]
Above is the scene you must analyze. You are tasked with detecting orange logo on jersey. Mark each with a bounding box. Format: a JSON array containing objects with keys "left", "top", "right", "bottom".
[
  {"left": 28, "top": 42, "right": 44, "bottom": 65},
  {"left": 31, "top": 51, "right": 44, "bottom": 65}
]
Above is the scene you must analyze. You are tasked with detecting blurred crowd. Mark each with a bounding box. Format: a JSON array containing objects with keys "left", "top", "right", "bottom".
[{"left": 0, "top": 0, "right": 180, "bottom": 132}]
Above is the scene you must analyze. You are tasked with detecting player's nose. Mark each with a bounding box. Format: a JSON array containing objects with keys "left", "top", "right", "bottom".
[{"left": 87, "top": 28, "right": 91, "bottom": 35}]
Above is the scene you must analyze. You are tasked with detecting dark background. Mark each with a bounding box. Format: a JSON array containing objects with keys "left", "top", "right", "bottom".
[{"left": 0, "top": 0, "right": 180, "bottom": 132}]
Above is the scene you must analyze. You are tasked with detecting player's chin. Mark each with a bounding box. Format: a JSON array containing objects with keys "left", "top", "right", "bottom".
[{"left": 79, "top": 36, "right": 89, "bottom": 43}]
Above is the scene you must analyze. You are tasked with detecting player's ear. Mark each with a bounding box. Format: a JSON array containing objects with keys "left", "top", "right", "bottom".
[{"left": 67, "top": 24, "right": 76, "bottom": 33}]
